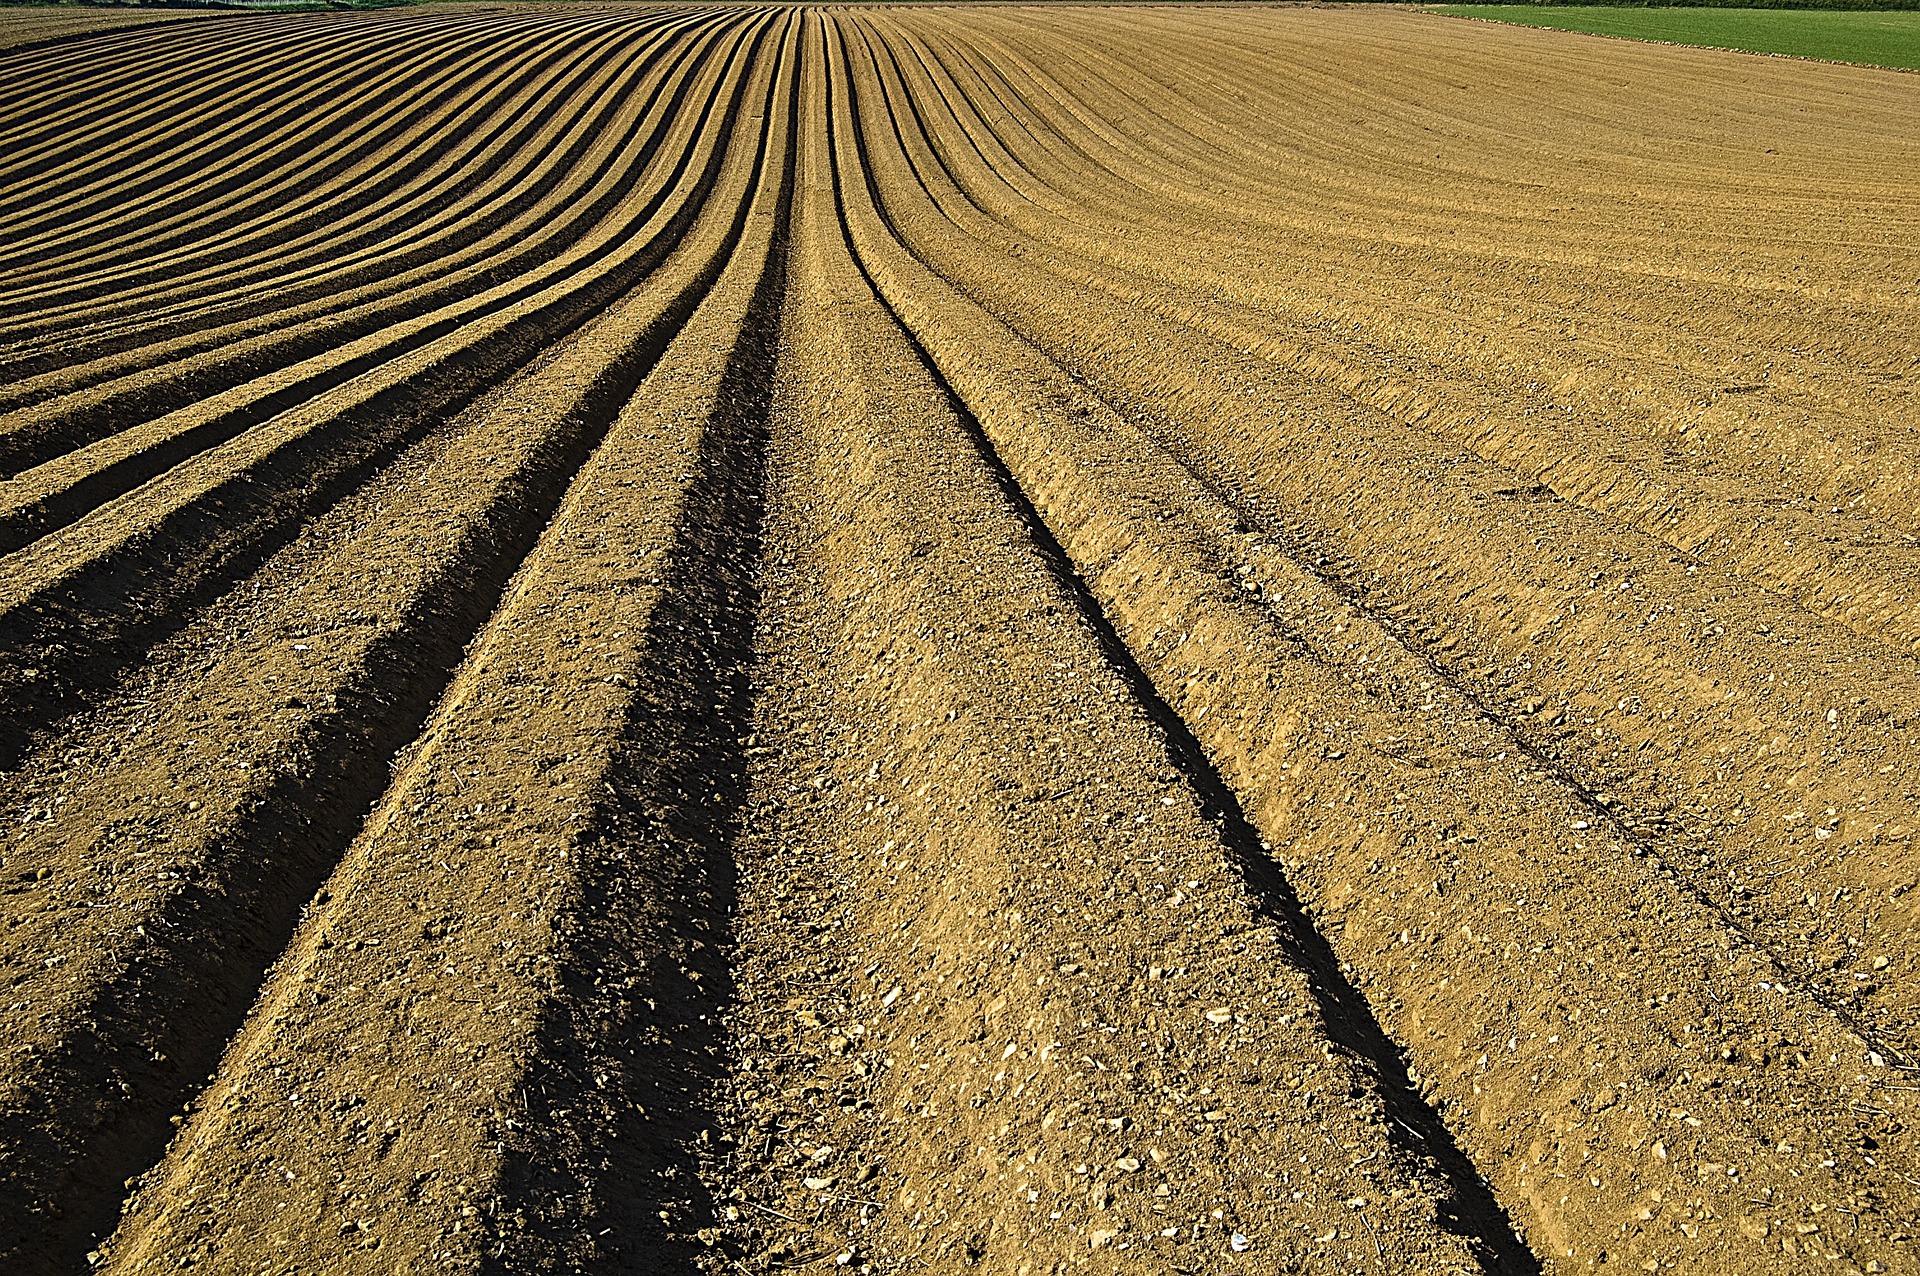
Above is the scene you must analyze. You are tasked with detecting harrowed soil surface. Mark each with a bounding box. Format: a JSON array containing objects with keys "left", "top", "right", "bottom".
[
  {"left": 0, "top": 5, "right": 1917, "bottom": 1275},
  {"left": 0, "top": 4, "right": 219, "bottom": 52}
]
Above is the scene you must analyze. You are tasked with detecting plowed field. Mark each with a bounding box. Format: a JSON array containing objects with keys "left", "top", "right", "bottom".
[{"left": 2, "top": 5, "right": 1917, "bottom": 1274}]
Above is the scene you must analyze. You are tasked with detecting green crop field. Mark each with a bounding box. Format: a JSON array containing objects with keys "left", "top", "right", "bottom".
[{"left": 1429, "top": 6, "right": 1920, "bottom": 69}]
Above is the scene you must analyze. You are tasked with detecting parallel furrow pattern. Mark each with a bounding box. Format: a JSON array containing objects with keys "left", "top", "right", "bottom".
[{"left": 0, "top": 8, "right": 1915, "bottom": 1276}]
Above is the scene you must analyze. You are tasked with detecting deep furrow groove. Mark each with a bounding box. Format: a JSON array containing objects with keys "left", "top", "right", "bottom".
[
  {"left": 826, "top": 38, "right": 1532, "bottom": 1268},
  {"left": 0, "top": 12, "right": 686, "bottom": 317},
  {"left": 0, "top": 16, "right": 723, "bottom": 413},
  {"left": 0, "top": 16, "right": 718, "bottom": 383},
  {"left": 0, "top": 15, "right": 790, "bottom": 1267},
  {"left": 0, "top": 9, "right": 1915, "bottom": 1275},
  {"left": 885, "top": 279, "right": 1539, "bottom": 1276},
  {"left": 0, "top": 16, "right": 777, "bottom": 770},
  {"left": 865, "top": 0, "right": 1920, "bottom": 1057}
]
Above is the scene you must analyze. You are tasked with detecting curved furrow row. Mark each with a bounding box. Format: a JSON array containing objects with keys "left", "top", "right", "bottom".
[
  {"left": 91, "top": 18, "right": 798, "bottom": 1273},
  {"left": 0, "top": 11, "right": 494, "bottom": 212},
  {"left": 933, "top": 9, "right": 1920, "bottom": 395},
  {"left": 0, "top": 17, "right": 742, "bottom": 521},
  {"left": 883, "top": 2, "right": 1904, "bottom": 1013},
  {"left": 0, "top": 14, "right": 723, "bottom": 412},
  {"left": 0, "top": 12, "right": 792, "bottom": 1273},
  {"left": 0, "top": 11, "right": 672, "bottom": 300},
  {"left": 887, "top": 14, "right": 1920, "bottom": 657},
  {"left": 0, "top": 13, "right": 346, "bottom": 151},
  {"left": 0, "top": 12, "right": 774, "bottom": 773},
  {"left": 696, "top": 22, "right": 1512, "bottom": 1274},
  {"left": 911, "top": 11, "right": 1920, "bottom": 544},
  {"left": 979, "top": 6, "right": 1918, "bottom": 277},
  {"left": 0, "top": 12, "right": 713, "bottom": 358},
  {"left": 0, "top": 8, "right": 585, "bottom": 180},
  {"left": 906, "top": 12, "right": 1915, "bottom": 427},
  {"left": 0, "top": 8, "right": 219, "bottom": 61},
  {"left": 861, "top": 10, "right": 1920, "bottom": 1055},
  {"left": 0, "top": 9, "right": 1915, "bottom": 1275},
  {"left": 0, "top": 17, "right": 660, "bottom": 310},
  {"left": 833, "top": 11, "right": 1920, "bottom": 1274},
  {"left": 1098, "top": 16, "right": 1920, "bottom": 487},
  {"left": 0, "top": 23, "right": 523, "bottom": 265},
  {"left": 4, "top": 12, "right": 713, "bottom": 335}
]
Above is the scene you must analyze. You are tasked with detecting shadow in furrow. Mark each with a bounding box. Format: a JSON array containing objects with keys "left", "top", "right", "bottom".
[
  {"left": 1126, "top": 418, "right": 1916, "bottom": 1069},
  {"left": 842, "top": 5, "right": 1916, "bottom": 1068},
  {"left": 0, "top": 164, "right": 767, "bottom": 1276},
  {"left": 823, "top": 38, "right": 1533, "bottom": 1262},
  {"left": 0, "top": 16, "right": 245, "bottom": 72},
  {"left": 0, "top": 15, "right": 639, "bottom": 286},
  {"left": 483, "top": 101, "right": 794, "bottom": 1276},
  {"left": 0, "top": 30, "right": 773, "bottom": 778},
  {"left": 0, "top": 17, "right": 717, "bottom": 401},
  {"left": 0, "top": 18, "right": 739, "bottom": 483},
  {"left": 849, "top": 300, "right": 1541, "bottom": 1274},
  {"left": 978, "top": 407, "right": 1537, "bottom": 1274}
]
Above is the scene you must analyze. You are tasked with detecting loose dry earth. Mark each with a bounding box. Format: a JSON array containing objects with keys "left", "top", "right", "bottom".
[
  {"left": 1, "top": 5, "right": 1917, "bottom": 1274},
  {"left": 0, "top": 7, "right": 217, "bottom": 55}
]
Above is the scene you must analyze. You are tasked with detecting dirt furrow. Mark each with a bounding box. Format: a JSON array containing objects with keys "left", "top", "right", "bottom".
[
  {"left": 890, "top": 11, "right": 1912, "bottom": 418},
  {"left": 692, "top": 29, "right": 1508, "bottom": 1275},
  {"left": 0, "top": 11, "right": 712, "bottom": 349},
  {"left": 0, "top": 7, "right": 1914, "bottom": 1274},
  {"left": 0, "top": 15, "right": 724, "bottom": 428},
  {"left": 834, "top": 16, "right": 1920, "bottom": 1271},
  {"left": 0, "top": 12, "right": 484, "bottom": 227},
  {"left": 0, "top": 8, "right": 219, "bottom": 59},
  {"left": 4, "top": 13, "right": 703, "bottom": 306},
  {"left": 877, "top": 14, "right": 1920, "bottom": 671},
  {"left": 0, "top": 14, "right": 730, "bottom": 474},
  {"left": 0, "top": 15, "right": 772, "bottom": 776},
  {"left": 0, "top": 24, "right": 545, "bottom": 286},
  {"left": 903, "top": 207, "right": 1920, "bottom": 1056},
  {"left": 86, "top": 20, "right": 795, "bottom": 1271},
  {"left": 0, "top": 12, "right": 684, "bottom": 318},
  {"left": 0, "top": 13, "right": 354, "bottom": 161},
  {"left": 0, "top": 17, "right": 790, "bottom": 1272},
  {"left": 0, "top": 9, "right": 560, "bottom": 201},
  {"left": 886, "top": 6, "right": 1920, "bottom": 633},
  {"left": 940, "top": 9, "right": 1920, "bottom": 548},
  {"left": 853, "top": 11, "right": 1920, "bottom": 1062},
  {"left": 0, "top": 19, "right": 251, "bottom": 120}
]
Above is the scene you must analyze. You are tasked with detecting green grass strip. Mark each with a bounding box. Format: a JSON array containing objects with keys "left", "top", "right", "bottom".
[{"left": 1428, "top": 6, "right": 1920, "bottom": 69}]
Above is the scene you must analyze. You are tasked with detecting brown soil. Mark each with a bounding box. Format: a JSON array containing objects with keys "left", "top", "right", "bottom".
[
  {"left": 0, "top": 6, "right": 1915, "bottom": 1275},
  {"left": 0, "top": 7, "right": 216, "bottom": 55}
]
